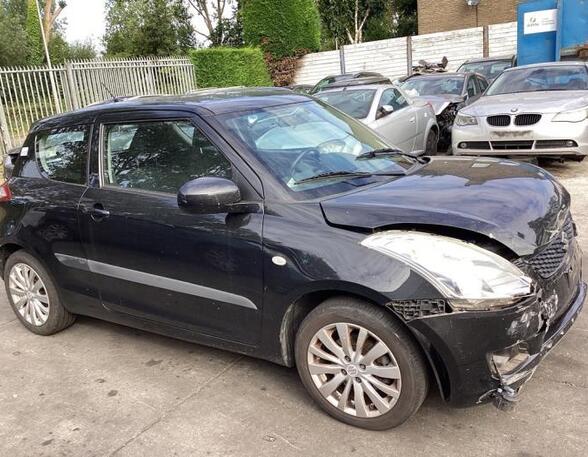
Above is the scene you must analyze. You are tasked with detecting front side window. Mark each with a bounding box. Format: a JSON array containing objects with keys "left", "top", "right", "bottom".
[
  {"left": 315, "top": 89, "right": 376, "bottom": 119},
  {"left": 102, "top": 120, "right": 231, "bottom": 194},
  {"left": 218, "top": 100, "right": 416, "bottom": 199},
  {"left": 36, "top": 126, "right": 90, "bottom": 185},
  {"left": 466, "top": 77, "right": 477, "bottom": 97},
  {"left": 378, "top": 88, "right": 408, "bottom": 111}
]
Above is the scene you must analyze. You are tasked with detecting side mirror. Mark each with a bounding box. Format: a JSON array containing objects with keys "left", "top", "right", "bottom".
[
  {"left": 178, "top": 177, "right": 241, "bottom": 213},
  {"left": 377, "top": 104, "right": 394, "bottom": 119}
]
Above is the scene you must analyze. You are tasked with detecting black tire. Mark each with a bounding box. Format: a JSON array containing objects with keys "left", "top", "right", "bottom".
[
  {"left": 4, "top": 250, "right": 75, "bottom": 335},
  {"left": 295, "top": 297, "right": 428, "bottom": 430},
  {"left": 424, "top": 128, "right": 438, "bottom": 155}
]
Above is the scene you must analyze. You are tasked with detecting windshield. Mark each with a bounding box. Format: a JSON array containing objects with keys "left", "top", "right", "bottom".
[
  {"left": 486, "top": 66, "right": 588, "bottom": 95},
  {"left": 217, "top": 100, "right": 414, "bottom": 199},
  {"left": 402, "top": 76, "right": 464, "bottom": 96},
  {"left": 458, "top": 60, "right": 512, "bottom": 80},
  {"left": 315, "top": 89, "right": 376, "bottom": 119}
]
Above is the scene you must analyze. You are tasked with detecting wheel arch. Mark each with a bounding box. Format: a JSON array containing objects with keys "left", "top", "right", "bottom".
[
  {"left": 0, "top": 243, "right": 25, "bottom": 277},
  {"left": 278, "top": 285, "right": 449, "bottom": 401}
]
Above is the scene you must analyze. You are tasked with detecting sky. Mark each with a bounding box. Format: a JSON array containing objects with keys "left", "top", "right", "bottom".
[{"left": 61, "top": 0, "right": 107, "bottom": 47}]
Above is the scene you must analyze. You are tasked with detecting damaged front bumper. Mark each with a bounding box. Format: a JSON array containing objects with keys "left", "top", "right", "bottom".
[{"left": 405, "top": 240, "right": 585, "bottom": 409}]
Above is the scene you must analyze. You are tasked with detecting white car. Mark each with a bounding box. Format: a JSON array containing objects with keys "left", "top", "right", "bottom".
[
  {"left": 452, "top": 61, "right": 588, "bottom": 160},
  {"left": 315, "top": 84, "right": 439, "bottom": 154}
]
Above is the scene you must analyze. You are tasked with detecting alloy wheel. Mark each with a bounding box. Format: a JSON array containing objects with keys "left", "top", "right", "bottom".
[
  {"left": 8, "top": 263, "right": 50, "bottom": 326},
  {"left": 307, "top": 322, "right": 402, "bottom": 418}
]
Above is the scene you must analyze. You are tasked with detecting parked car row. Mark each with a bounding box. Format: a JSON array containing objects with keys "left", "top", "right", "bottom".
[{"left": 307, "top": 59, "right": 587, "bottom": 162}]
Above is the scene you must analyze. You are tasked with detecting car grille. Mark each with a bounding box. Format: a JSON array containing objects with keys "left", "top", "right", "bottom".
[
  {"left": 515, "top": 114, "right": 542, "bottom": 126},
  {"left": 525, "top": 216, "right": 575, "bottom": 279},
  {"left": 487, "top": 115, "right": 511, "bottom": 127},
  {"left": 490, "top": 140, "right": 534, "bottom": 150}
]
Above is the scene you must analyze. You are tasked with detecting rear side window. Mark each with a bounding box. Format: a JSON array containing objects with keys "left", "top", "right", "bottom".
[
  {"left": 36, "top": 126, "right": 90, "bottom": 185},
  {"left": 102, "top": 120, "right": 232, "bottom": 194}
]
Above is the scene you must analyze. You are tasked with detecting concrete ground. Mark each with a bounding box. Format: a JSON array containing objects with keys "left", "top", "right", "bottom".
[{"left": 1, "top": 160, "right": 587, "bottom": 457}]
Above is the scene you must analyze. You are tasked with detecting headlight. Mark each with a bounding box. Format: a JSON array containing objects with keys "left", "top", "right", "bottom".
[
  {"left": 455, "top": 113, "right": 478, "bottom": 126},
  {"left": 552, "top": 107, "right": 588, "bottom": 123},
  {"left": 361, "top": 231, "right": 533, "bottom": 311}
]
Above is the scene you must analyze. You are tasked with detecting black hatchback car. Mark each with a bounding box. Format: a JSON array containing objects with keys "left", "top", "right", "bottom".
[{"left": 0, "top": 88, "right": 584, "bottom": 430}]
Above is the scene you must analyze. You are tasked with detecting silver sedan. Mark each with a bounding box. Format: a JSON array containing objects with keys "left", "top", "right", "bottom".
[
  {"left": 315, "top": 84, "right": 439, "bottom": 154},
  {"left": 452, "top": 62, "right": 588, "bottom": 160}
]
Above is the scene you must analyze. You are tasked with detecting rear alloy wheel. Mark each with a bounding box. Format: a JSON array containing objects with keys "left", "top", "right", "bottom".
[
  {"left": 425, "top": 129, "right": 438, "bottom": 155},
  {"left": 4, "top": 251, "right": 75, "bottom": 335},
  {"left": 295, "top": 297, "right": 428, "bottom": 430}
]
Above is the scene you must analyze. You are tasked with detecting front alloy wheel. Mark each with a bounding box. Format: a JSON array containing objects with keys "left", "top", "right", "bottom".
[
  {"left": 295, "top": 297, "right": 428, "bottom": 430},
  {"left": 307, "top": 323, "right": 402, "bottom": 418}
]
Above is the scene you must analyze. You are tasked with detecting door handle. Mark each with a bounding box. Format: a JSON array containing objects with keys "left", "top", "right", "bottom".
[
  {"left": 85, "top": 203, "right": 110, "bottom": 221},
  {"left": 409, "top": 117, "right": 416, "bottom": 123}
]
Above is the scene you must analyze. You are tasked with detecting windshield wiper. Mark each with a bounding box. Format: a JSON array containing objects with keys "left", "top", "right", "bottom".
[
  {"left": 294, "top": 170, "right": 373, "bottom": 185},
  {"left": 356, "top": 148, "right": 426, "bottom": 163},
  {"left": 294, "top": 168, "right": 406, "bottom": 185}
]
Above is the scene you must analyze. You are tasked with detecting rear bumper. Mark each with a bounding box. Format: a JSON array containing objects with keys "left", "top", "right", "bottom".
[
  {"left": 406, "top": 240, "right": 584, "bottom": 407},
  {"left": 452, "top": 116, "right": 588, "bottom": 157}
]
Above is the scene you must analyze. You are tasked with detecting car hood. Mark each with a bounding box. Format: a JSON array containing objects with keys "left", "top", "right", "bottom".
[
  {"left": 320, "top": 157, "right": 570, "bottom": 256},
  {"left": 413, "top": 95, "right": 464, "bottom": 115},
  {"left": 462, "top": 90, "right": 588, "bottom": 116}
]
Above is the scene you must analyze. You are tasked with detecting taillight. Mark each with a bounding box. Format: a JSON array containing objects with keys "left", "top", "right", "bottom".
[{"left": 0, "top": 182, "right": 12, "bottom": 202}]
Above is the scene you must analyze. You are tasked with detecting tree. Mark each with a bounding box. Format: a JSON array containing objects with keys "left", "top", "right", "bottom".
[
  {"left": 42, "top": 0, "right": 66, "bottom": 44},
  {"left": 317, "top": 0, "right": 387, "bottom": 45},
  {"left": 242, "top": 0, "right": 321, "bottom": 58},
  {"left": 187, "top": 0, "right": 236, "bottom": 46},
  {"left": 25, "top": 0, "right": 44, "bottom": 65},
  {"left": 0, "top": 3, "right": 29, "bottom": 66},
  {"left": 393, "top": 0, "right": 417, "bottom": 37},
  {"left": 103, "top": 0, "right": 194, "bottom": 57}
]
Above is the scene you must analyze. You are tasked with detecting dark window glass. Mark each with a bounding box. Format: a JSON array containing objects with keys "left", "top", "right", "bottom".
[
  {"left": 467, "top": 77, "right": 477, "bottom": 97},
  {"left": 102, "top": 120, "right": 231, "bottom": 194},
  {"left": 378, "top": 88, "right": 408, "bottom": 111},
  {"left": 316, "top": 89, "right": 376, "bottom": 119},
  {"left": 36, "top": 126, "right": 89, "bottom": 184}
]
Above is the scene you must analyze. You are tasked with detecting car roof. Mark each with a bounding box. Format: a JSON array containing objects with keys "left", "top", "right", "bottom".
[
  {"left": 316, "top": 84, "right": 393, "bottom": 94},
  {"left": 403, "top": 72, "right": 469, "bottom": 80},
  {"left": 460, "top": 55, "right": 515, "bottom": 64},
  {"left": 504, "top": 61, "right": 588, "bottom": 72},
  {"left": 31, "top": 87, "right": 310, "bottom": 132}
]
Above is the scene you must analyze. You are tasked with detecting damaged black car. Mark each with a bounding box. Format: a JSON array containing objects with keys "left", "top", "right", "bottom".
[
  {"left": 401, "top": 72, "right": 489, "bottom": 151},
  {"left": 0, "top": 88, "right": 583, "bottom": 430}
]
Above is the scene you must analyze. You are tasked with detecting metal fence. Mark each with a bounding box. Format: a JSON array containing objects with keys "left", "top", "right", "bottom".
[{"left": 0, "top": 57, "right": 197, "bottom": 154}]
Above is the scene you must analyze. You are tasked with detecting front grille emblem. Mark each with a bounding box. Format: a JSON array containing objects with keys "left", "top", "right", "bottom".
[
  {"left": 510, "top": 107, "right": 519, "bottom": 113},
  {"left": 561, "top": 231, "right": 569, "bottom": 252}
]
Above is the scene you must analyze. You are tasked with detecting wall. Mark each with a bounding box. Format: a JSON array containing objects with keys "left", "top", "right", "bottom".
[
  {"left": 293, "top": 22, "right": 517, "bottom": 85},
  {"left": 417, "top": 0, "right": 517, "bottom": 35}
]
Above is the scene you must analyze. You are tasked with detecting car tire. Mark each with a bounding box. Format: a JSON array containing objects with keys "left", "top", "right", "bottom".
[
  {"left": 425, "top": 129, "right": 438, "bottom": 155},
  {"left": 4, "top": 250, "right": 75, "bottom": 335},
  {"left": 295, "top": 296, "right": 428, "bottom": 430}
]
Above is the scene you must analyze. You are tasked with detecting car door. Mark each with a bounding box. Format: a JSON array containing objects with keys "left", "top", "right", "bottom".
[
  {"left": 16, "top": 124, "right": 104, "bottom": 315},
  {"left": 370, "top": 88, "right": 419, "bottom": 152},
  {"left": 78, "top": 110, "right": 264, "bottom": 345}
]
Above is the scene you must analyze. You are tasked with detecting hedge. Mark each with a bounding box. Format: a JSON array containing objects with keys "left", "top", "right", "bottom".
[
  {"left": 242, "top": 0, "right": 321, "bottom": 59},
  {"left": 189, "top": 47, "right": 272, "bottom": 88}
]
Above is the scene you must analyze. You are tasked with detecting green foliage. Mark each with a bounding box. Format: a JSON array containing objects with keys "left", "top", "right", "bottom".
[
  {"left": 49, "top": 36, "right": 97, "bottom": 64},
  {"left": 209, "top": 4, "right": 244, "bottom": 47},
  {"left": 0, "top": 3, "right": 29, "bottom": 66},
  {"left": 317, "top": 0, "right": 416, "bottom": 47},
  {"left": 104, "top": 0, "right": 194, "bottom": 57},
  {"left": 241, "top": 0, "right": 320, "bottom": 58},
  {"left": 25, "top": 0, "right": 44, "bottom": 65},
  {"left": 189, "top": 47, "right": 272, "bottom": 88}
]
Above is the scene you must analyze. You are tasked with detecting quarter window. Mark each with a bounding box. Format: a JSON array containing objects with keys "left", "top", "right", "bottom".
[
  {"left": 36, "top": 126, "right": 90, "bottom": 185},
  {"left": 102, "top": 120, "right": 232, "bottom": 194}
]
